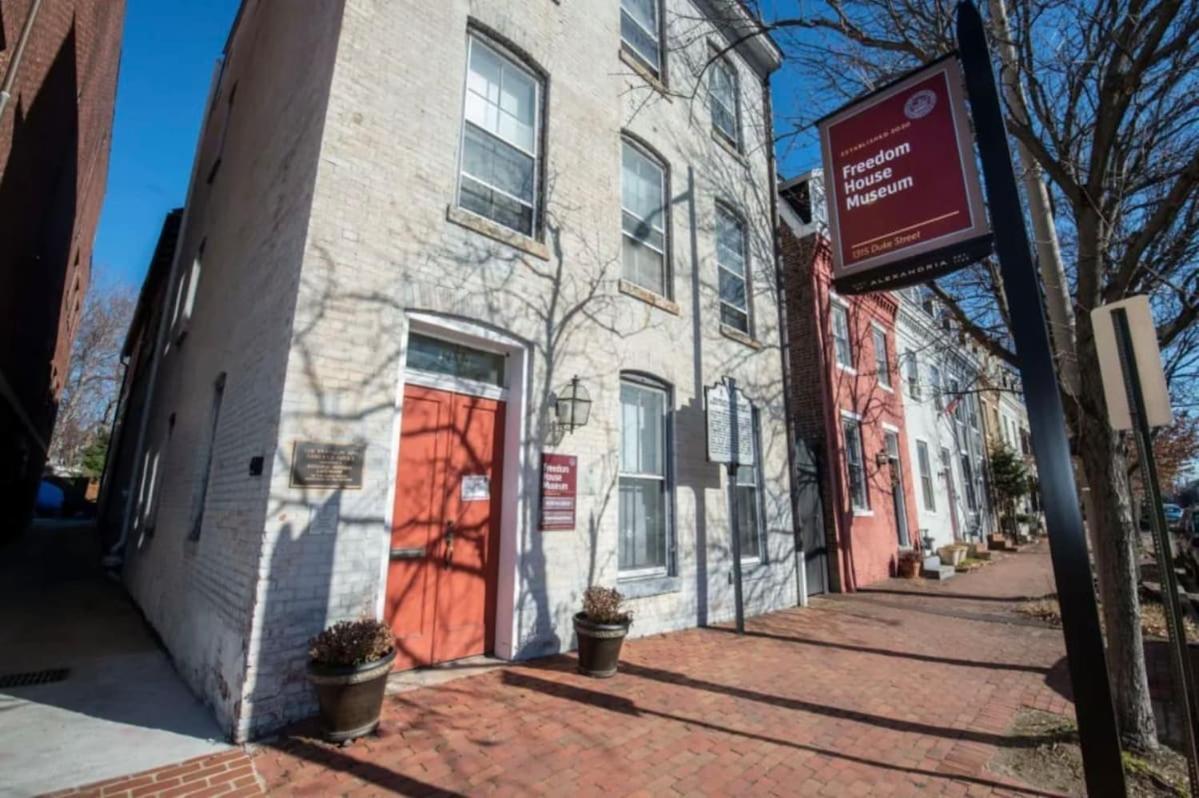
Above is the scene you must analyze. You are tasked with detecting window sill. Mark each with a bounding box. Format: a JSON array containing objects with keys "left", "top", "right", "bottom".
[
  {"left": 712, "top": 130, "right": 748, "bottom": 166},
  {"left": 446, "top": 206, "right": 550, "bottom": 261},
  {"left": 619, "top": 279, "right": 680, "bottom": 315},
  {"left": 618, "top": 574, "right": 681, "bottom": 599},
  {"left": 619, "top": 48, "right": 671, "bottom": 99},
  {"left": 878, "top": 382, "right": 894, "bottom": 394},
  {"left": 836, "top": 363, "right": 857, "bottom": 375},
  {"left": 852, "top": 509, "right": 874, "bottom": 517},
  {"left": 719, "top": 323, "right": 762, "bottom": 350}
]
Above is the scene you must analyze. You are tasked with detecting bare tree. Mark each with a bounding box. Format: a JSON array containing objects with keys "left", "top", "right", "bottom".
[
  {"left": 739, "top": 0, "right": 1199, "bottom": 753},
  {"left": 49, "top": 279, "right": 136, "bottom": 474}
]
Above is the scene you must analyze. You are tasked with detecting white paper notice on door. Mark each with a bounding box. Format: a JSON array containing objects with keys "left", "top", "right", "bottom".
[{"left": 461, "top": 475, "right": 490, "bottom": 502}]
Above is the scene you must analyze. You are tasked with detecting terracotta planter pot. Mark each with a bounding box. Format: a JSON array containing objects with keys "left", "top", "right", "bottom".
[
  {"left": 574, "top": 612, "right": 630, "bottom": 678},
  {"left": 306, "top": 649, "right": 396, "bottom": 742},
  {"left": 897, "top": 555, "right": 921, "bottom": 578}
]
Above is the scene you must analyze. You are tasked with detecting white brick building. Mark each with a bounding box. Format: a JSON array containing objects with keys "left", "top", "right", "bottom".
[{"left": 108, "top": 0, "right": 797, "bottom": 741}]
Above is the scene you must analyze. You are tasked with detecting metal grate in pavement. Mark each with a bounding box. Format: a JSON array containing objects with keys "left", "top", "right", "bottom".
[{"left": 0, "top": 668, "right": 70, "bottom": 689}]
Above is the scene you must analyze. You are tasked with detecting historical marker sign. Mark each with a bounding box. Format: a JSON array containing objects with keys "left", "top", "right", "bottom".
[
  {"left": 290, "top": 442, "right": 366, "bottom": 489},
  {"left": 819, "top": 56, "right": 992, "bottom": 294},
  {"left": 540, "top": 454, "right": 577, "bottom": 531},
  {"left": 706, "top": 381, "right": 754, "bottom": 466}
]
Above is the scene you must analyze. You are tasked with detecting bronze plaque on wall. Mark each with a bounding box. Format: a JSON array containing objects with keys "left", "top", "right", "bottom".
[{"left": 290, "top": 442, "right": 366, "bottom": 489}]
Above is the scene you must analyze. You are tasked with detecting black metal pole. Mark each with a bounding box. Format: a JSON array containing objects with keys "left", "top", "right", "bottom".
[
  {"left": 956, "top": 3, "right": 1127, "bottom": 794},
  {"left": 1113, "top": 308, "right": 1199, "bottom": 793},
  {"left": 728, "top": 376, "right": 745, "bottom": 635}
]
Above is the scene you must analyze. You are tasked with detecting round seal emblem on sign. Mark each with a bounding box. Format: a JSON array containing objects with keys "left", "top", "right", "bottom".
[{"left": 904, "top": 89, "right": 937, "bottom": 120}]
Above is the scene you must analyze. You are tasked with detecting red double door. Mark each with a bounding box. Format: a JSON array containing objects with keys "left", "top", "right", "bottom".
[{"left": 385, "top": 384, "right": 505, "bottom": 669}]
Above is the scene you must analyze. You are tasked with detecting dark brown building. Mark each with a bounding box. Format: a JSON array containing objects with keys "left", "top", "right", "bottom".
[{"left": 0, "top": 0, "right": 124, "bottom": 532}]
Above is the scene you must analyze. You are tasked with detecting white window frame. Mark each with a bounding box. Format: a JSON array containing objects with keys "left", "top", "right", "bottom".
[
  {"left": 916, "top": 439, "right": 936, "bottom": 513},
  {"left": 620, "top": 137, "right": 670, "bottom": 297},
  {"left": 715, "top": 203, "right": 750, "bottom": 334},
  {"left": 734, "top": 410, "right": 766, "bottom": 564},
  {"left": 709, "top": 56, "right": 740, "bottom": 147},
  {"left": 904, "top": 349, "right": 920, "bottom": 399},
  {"left": 872, "top": 324, "right": 891, "bottom": 390},
  {"left": 620, "top": 0, "right": 663, "bottom": 77},
  {"left": 456, "top": 35, "right": 543, "bottom": 238},
  {"left": 841, "top": 410, "right": 870, "bottom": 514},
  {"left": 618, "top": 374, "right": 674, "bottom": 578},
  {"left": 831, "top": 297, "right": 854, "bottom": 371}
]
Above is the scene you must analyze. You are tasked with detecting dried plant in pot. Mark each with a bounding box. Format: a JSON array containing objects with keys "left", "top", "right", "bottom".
[
  {"left": 573, "top": 586, "right": 632, "bottom": 678},
  {"left": 306, "top": 618, "right": 396, "bottom": 742},
  {"left": 897, "top": 549, "right": 922, "bottom": 579}
]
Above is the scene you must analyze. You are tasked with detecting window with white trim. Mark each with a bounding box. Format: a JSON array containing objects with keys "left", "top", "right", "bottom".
[
  {"left": 621, "top": 139, "right": 668, "bottom": 296},
  {"left": 716, "top": 205, "right": 749, "bottom": 333},
  {"left": 620, "top": 0, "right": 662, "bottom": 77},
  {"left": 873, "top": 326, "right": 891, "bottom": 387},
  {"left": 904, "top": 350, "right": 920, "bottom": 399},
  {"left": 735, "top": 412, "right": 765, "bottom": 561},
  {"left": 930, "top": 364, "right": 942, "bottom": 410},
  {"left": 619, "top": 377, "right": 672, "bottom": 574},
  {"left": 832, "top": 301, "right": 852, "bottom": 368},
  {"left": 458, "top": 35, "right": 541, "bottom": 237},
  {"left": 191, "top": 372, "right": 226, "bottom": 541},
  {"left": 710, "top": 57, "right": 739, "bottom": 146},
  {"left": 916, "top": 440, "right": 935, "bottom": 512},
  {"left": 843, "top": 415, "right": 869, "bottom": 511}
]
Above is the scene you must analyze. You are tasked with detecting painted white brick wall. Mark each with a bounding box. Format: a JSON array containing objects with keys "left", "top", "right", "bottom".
[{"left": 124, "top": 0, "right": 799, "bottom": 741}]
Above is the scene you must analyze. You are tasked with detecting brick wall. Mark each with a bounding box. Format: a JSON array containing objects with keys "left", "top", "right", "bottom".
[{"left": 0, "top": 0, "right": 123, "bottom": 531}]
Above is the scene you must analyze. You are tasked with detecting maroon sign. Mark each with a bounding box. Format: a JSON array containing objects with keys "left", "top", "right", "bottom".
[
  {"left": 540, "top": 454, "right": 577, "bottom": 531},
  {"left": 819, "top": 56, "right": 991, "bottom": 294}
]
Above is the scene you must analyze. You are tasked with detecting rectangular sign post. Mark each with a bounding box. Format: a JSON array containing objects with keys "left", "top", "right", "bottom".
[
  {"left": 706, "top": 377, "right": 755, "bottom": 634},
  {"left": 540, "top": 454, "right": 578, "bottom": 531},
  {"left": 1094, "top": 298, "right": 1198, "bottom": 794},
  {"left": 818, "top": 56, "right": 992, "bottom": 294},
  {"left": 955, "top": 2, "right": 1126, "bottom": 794}
]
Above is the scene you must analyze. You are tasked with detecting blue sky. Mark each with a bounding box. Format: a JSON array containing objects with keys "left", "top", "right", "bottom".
[
  {"left": 93, "top": 0, "right": 819, "bottom": 290},
  {"left": 93, "top": 0, "right": 240, "bottom": 289}
]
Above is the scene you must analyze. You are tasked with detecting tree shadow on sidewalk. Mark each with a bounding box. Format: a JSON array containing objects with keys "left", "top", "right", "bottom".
[{"left": 261, "top": 734, "right": 466, "bottom": 797}]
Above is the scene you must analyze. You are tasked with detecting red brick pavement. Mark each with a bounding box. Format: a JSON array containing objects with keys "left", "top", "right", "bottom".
[{"left": 49, "top": 545, "right": 1073, "bottom": 797}]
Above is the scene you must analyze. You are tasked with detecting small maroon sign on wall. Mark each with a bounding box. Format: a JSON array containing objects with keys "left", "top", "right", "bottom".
[
  {"left": 540, "top": 454, "right": 577, "bottom": 531},
  {"left": 819, "top": 56, "right": 991, "bottom": 294}
]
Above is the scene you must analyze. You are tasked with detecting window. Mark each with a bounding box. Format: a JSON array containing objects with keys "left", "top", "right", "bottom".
[
  {"left": 873, "top": 326, "right": 891, "bottom": 388},
  {"left": 716, "top": 205, "right": 749, "bottom": 332},
  {"left": 843, "top": 415, "right": 869, "bottom": 511},
  {"left": 905, "top": 350, "right": 920, "bottom": 399},
  {"left": 620, "top": 0, "right": 661, "bottom": 77},
  {"left": 831, "top": 301, "right": 852, "bottom": 368},
  {"left": 458, "top": 36, "right": 541, "bottom": 237},
  {"left": 621, "top": 140, "right": 668, "bottom": 295},
  {"left": 171, "top": 239, "right": 205, "bottom": 342},
  {"left": 930, "top": 364, "right": 942, "bottom": 410},
  {"left": 961, "top": 453, "right": 978, "bottom": 511},
  {"left": 191, "top": 373, "right": 226, "bottom": 541},
  {"left": 916, "top": 440, "right": 935, "bottom": 512},
  {"left": 407, "top": 333, "right": 505, "bottom": 387},
  {"left": 710, "top": 57, "right": 739, "bottom": 146},
  {"left": 619, "top": 378, "right": 671, "bottom": 574},
  {"left": 207, "top": 83, "right": 236, "bottom": 184},
  {"left": 735, "top": 413, "right": 765, "bottom": 561}
]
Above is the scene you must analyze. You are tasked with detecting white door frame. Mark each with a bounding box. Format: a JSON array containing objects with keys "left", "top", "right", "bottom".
[{"left": 375, "top": 311, "right": 530, "bottom": 661}]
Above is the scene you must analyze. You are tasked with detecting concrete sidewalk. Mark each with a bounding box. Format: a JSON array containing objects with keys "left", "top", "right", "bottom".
[{"left": 0, "top": 520, "right": 227, "bottom": 798}]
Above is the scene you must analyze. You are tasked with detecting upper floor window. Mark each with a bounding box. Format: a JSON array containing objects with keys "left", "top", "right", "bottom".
[
  {"left": 207, "top": 83, "right": 237, "bottom": 184},
  {"left": 872, "top": 326, "right": 890, "bottom": 388},
  {"left": 619, "top": 376, "right": 673, "bottom": 575},
  {"left": 831, "top": 300, "right": 853, "bottom": 368},
  {"left": 621, "top": 0, "right": 662, "bottom": 77},
  {"left": 458, "top": 36, "right": 541, "bottom": 237},
  {"left": 716, "top": 205, "right": 749, "bottom": 333},
  {"left": 930, "top": 364, "right": 943, "bottom": 410},
  {"left": 904, "top": 350, "right": 920, "bottom": 399},
  {"left": 710, "top": 57, "right": 739, "bottom": 146},
  {"left": 621, "top": 139, "right": 669, "bottom": 296},
  {"left": 916, "top": 440, "right": 936, "bottom": 512}
]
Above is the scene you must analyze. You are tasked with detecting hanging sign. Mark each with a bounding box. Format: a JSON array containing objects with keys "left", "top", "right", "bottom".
[
  {"left": 706, "top": 381, "right": 754, "bottom": 466},
  {"left": 540, "top": 454, "right": 577, "bottom": 531},
  {"left": 818, "top": 55, "right": 992, "bottom": 294}
]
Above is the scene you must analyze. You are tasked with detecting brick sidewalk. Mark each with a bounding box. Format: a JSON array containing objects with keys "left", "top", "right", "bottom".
[{"left": 48, "top": 545, "right": 1070, "bottom": 797}]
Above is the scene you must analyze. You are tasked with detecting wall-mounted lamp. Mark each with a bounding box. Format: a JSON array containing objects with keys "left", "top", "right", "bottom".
[{"left": 554, "top": 375, "right": 592, "bottom": 434}]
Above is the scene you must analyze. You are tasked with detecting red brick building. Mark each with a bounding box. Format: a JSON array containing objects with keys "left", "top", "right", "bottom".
[
  {"left": 779, "top": 172, "right": 920, "bottom": 591},
  {"left": 0, "top": 0, "right": 124, "bottom": 532}
]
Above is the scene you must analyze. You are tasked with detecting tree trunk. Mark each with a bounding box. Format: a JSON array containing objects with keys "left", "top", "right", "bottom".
[{"left": 1077, "top": 347, "right": 1158, "bottom": 751}]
